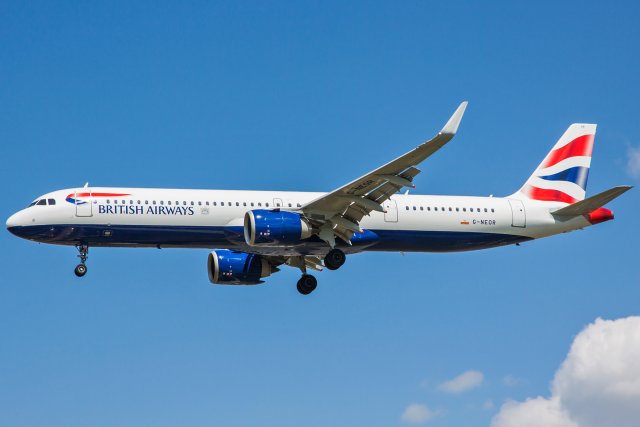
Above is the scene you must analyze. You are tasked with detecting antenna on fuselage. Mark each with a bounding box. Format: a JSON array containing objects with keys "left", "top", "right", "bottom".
[{"left": 83, "top": 182, "right": 89, "bottom": 188}]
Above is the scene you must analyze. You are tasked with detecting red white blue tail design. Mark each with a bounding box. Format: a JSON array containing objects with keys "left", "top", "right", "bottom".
[{"left": 513, "top": 124, "right": 596, "bottom": 204}]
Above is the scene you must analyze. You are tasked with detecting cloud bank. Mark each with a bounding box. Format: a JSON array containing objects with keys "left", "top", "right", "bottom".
[{"left": 492, "top": 316, "right": 640, "bottom": 427}]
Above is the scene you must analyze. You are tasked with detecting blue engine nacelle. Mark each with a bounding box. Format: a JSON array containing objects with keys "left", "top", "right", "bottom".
[
  {"left": 244, "top": 210, "right": 312, "bottom": 246},
  {"left": 207, "top": 250, "right": 272, "bottom": 285}
]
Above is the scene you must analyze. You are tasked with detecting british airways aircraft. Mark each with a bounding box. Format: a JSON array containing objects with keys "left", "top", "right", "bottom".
[{"left": 6, "top": 102, "right": 631, "bottom": 294}]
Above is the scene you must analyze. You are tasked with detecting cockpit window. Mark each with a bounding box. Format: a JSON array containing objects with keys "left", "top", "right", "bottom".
[
  {"left": 28, "top": 200, "right": 38, "bottom": 207},
  {"left": 36, "top": 199, "right": 47, "bottom": 206},
  {"left": 48, "top": 198, "right": 56, "bottom": 205}
]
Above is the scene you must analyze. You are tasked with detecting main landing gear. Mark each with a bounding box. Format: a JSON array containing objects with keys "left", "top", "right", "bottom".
[
  {"left": 295, "top": 249, "right": 347, "bottom": 295},
  {"left": 324, "top": 248, "right": 346, "bottom": 270},
  {"left": 74, "top": 244, "right": 89, "bottom": 277},
  {"left": 297, "top": 274, "right": 317, "bottom": 295}
]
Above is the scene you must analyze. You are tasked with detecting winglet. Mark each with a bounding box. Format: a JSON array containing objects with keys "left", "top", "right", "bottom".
[{"left": 440, "top": 101, "right": 468, "bottom": 135}]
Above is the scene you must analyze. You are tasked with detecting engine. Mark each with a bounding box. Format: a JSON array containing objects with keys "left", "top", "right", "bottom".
[
  {"left": 244, "top": 209, "right": 312, "bottom": 246},
  {"left": 207, "top": 250, "right": 272, "bottom": 285}
]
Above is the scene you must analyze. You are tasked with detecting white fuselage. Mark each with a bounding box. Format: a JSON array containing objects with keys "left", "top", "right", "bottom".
[{"left": 6, "top": 187, "right": 591, "bottom": 256}]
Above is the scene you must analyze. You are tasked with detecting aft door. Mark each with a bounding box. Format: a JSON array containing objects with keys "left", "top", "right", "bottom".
[
  {"left": 508, "top": 199, "right": 526, "bottom": 227},
  {"left": 383, "top": 199, "right": 398, "bottom": 222},
  {"left": 75, "top": 189, "right": 92, "bottom": 217}
]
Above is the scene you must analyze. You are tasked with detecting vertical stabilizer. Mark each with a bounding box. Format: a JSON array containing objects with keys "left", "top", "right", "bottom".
[{"left": 511, "top": 124, "right": 596, "bottom": 204}]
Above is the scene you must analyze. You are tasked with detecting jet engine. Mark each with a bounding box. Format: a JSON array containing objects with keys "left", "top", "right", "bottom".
[
  {"left": 244, "top": 209, "right": 312, "bottom": 246},
  {"left": 207, "top": 250, "right": 272, "bottom": 285}
]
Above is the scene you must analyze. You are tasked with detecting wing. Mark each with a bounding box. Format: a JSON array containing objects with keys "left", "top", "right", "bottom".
[{"left": 301, "top": 101, "right": 468, "bottom": 247}]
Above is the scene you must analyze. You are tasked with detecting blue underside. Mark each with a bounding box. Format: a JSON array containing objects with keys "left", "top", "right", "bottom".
[{"left": 7, "top": 224, "right": 531, "bottom": 253}]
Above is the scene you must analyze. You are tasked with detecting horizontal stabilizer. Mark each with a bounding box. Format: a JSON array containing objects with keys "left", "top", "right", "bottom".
[{"left": 552, "top": 185, "right": 632, "bottom": 216}]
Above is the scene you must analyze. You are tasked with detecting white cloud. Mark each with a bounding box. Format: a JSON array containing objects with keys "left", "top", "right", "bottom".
[
  {"left": 491, "top": 316, "right": 640, "bottom": 427},
  {"left": 492, "top": 396, "right": 577, "bottom": 427},
  {"left": 627, "top": 146, "right": 640, "bottom": 179},
  {"left": 400, "top": 403, "right": 439, "bottom": 424},
  {"left": 438, "top": 370, "right": 484, "bottom": 394}
]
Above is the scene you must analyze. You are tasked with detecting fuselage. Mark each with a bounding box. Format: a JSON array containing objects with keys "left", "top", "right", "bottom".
[{"left": 6, "top": 186, "right": 596, "bottom": 256}]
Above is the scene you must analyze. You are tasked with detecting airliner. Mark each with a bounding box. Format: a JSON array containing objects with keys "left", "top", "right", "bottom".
[{"left": 6, "top": 102, "right": 631, "bottom": 294}]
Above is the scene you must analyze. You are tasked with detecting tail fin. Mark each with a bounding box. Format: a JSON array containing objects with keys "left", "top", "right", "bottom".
[{"left": 512, "top": 123, "right": 596, "bottom": 204}]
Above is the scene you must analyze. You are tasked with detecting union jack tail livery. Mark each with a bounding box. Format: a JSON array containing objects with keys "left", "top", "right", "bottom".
[{"left": 515, "top": 124, "right": 596, "bottom": 204}]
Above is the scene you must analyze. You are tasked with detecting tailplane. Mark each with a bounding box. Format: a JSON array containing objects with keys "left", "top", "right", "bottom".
[{"left": 512, "top": 124, "right": 596, "bottom": 204}]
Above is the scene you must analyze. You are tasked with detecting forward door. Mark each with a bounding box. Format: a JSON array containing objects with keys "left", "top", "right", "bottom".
[{"left": 75, "top": 189, "right": 92, "bottom": 217}]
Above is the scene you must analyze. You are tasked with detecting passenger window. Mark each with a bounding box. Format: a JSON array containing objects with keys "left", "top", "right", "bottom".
[
  {"left": 406, "top": 206, "right": 409, "bottom": 210},
  {"left": 420, "top": 206, "right": 423, "bottom": 211},
  {"left": 288, "top": 203, "right": 292, "bottom": 207},
  {"left": 190, "top": 201, "right": 194, "bottom": 206},
  {"left": 484, "top": 208, "right": 487, "bottom": 212},
  {"left": 145, "top": 200, "right": 149, "bottom": 205},
  {"left": 137, "top": 200, "right": 141, "bottom": 204},
  {"left": 221, "top": 202, "right": 225, "bottom": 206},
  {"left": 251, "top": 202, "right": 254, "bottom": 207},
  {"left": 198, "top": 201, "right": 202, "bottom": 206},
  {"left": 266, "top": 203, "right": 269, "bottom": 207},
  {"left": 434, "top": 207, "right": 438, "bottom": 211},
  {"left": 449, "top": 207, "right": 452, "bottom": 212},
  {"left": 168, "top": 201, "right": 172, "bottom": 205},
  {"left": 236, "top": 202, "right": 239, "bottom": 206},
  {"left": 427, "top": 207, "right": 431, "bottom": 211},
  {"left": 463, "top": 208, "right": 466, "bottom": 212},
  {"left": 121, "top": 200, "right": 125, "bottom": 204},
  {"left": 206, "top": 201, "right": 209, "bottom": 206},
  {"left": 297, "top": 203, "right": 301, "bottom": 207},
  {"left": 213, "top": 202, "right": 217, "bottom": 206},
  {"left": 456, "top": 207, "right": 459, "bottom": 212},
  {"left": 413, "top": 206, "right": 416, "bottom": 210},
  {"left": 106, "top": 199, "right": 110, "bottom": 204},
  {"left": 48, "top": 198, "right": 56, "bottom": 205},
  {"left": 152, "top": 200, "right": 156, "bottom": 205},
  {"left": 129, "top": 200, "right": 133, "bottom": 204},
  {"left": 37, "top": 199, "right": 47, "bottom": 206},
  {"left": 258, "top": 202, "right": 262, "bottom": 207},
  {"left": 491, "top": 208, "right": 495, "bottom": 213}
]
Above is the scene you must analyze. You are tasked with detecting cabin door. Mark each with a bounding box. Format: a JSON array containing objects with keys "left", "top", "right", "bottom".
[
  {"left": 508, "top": 199, "right": 526, "bottom": 227},
  {"left": 75, "top": 189, "right": 93, "bottom": 217}
]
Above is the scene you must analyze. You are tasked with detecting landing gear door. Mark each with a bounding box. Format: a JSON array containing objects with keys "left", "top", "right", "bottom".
[
  {"left": 508, "top": 199, "right": 526, "bottom": 227},
  {"left": 383, "top": 199, "right": 398, "bottom": 222},
  {"left": 75, "top": 189, "right": 93, "bottom": 217}
]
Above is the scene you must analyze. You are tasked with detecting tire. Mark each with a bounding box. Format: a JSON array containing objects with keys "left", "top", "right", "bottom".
[
  {"left": 297, "top": 274, "right": 317, "bottom": 295},
  {"left": 324, "top": 248, "right": 346, "bottom": 270},
  {"left": 74, "top": 264, "right": 87, "bottom": 277}
]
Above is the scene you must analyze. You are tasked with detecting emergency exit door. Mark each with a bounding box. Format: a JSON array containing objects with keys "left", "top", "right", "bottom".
[{"left": 75, "top": 189, "right": 93, "bottom": 217}]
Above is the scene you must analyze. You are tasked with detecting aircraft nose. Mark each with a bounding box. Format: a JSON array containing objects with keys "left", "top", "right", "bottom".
[{"left": 6, "top": 211, "right": 25, "bottom": 236}]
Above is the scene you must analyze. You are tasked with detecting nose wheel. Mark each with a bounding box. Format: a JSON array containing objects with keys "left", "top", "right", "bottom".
[
  {"left": 74, "top": 244, "right": 89, "bottom": 277},
  {"left": 297, "top": 274, "right": 317, "bottom": 295}
]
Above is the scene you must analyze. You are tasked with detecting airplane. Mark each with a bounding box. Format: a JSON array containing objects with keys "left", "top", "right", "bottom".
[{"left": 6, "top": 102, "right": 632, "bottom": 295}]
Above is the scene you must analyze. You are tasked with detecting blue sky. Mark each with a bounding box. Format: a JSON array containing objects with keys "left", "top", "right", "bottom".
[{"left": 1, "top": 2, "right": 639, "bottom": 426}]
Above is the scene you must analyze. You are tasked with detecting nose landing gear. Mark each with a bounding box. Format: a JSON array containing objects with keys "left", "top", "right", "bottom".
[{"left": 74, "top": 244, "right": 89, "bottom": 277}]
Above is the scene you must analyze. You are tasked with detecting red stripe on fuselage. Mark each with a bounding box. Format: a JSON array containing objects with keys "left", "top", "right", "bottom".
[
  {"left": 66, "top": 192, "right": 130, "bottom": 198},
  {"left": 542, "top": 134, "right": 594, "bottom": 169},
  {"left": 524, "top": 186, "right": 577, "bottom": 204}
]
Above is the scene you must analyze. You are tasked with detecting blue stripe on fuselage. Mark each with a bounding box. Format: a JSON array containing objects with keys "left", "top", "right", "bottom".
[{"left": 7, "top": 224, "right": 531, "bottom": 253}]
